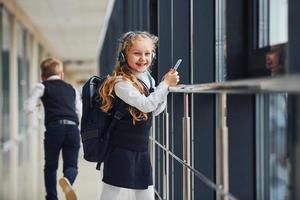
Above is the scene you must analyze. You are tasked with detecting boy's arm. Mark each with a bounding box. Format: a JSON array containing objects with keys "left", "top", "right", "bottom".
[
  {"left": 74, "top": 88, "right": 82, "bottom": 120},
  {"left": 24, "top": 83, "right": 45, "bottom": 113}
]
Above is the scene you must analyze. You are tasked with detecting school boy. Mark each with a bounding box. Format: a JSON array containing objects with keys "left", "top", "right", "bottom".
[{"left": 25, "top": 57, "right": 81, "bottom": 200}]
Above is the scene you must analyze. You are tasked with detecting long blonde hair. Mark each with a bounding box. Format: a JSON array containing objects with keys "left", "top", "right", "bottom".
[{"left": 99, "top": 31, "right": 158, "bottom": 124}]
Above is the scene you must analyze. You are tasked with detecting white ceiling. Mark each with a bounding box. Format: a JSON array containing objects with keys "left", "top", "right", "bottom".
[{"left": 14, "top": 0, "right": 110, "bottom": 62}]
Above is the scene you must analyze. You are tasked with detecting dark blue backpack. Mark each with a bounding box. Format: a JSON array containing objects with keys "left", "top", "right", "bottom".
[{"left": 80, "top": 75, "right": 124, "bottom": 164}]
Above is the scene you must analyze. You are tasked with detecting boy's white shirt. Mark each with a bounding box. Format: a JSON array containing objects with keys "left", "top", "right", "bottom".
[
  {"left": 114, "top": 71, "right": 169, "bottom": 116},
  {"left": 24, "top": 75, "right": 82, "bottom": 120}
]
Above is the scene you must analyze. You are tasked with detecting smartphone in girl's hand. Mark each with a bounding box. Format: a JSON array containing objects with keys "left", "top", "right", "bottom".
[{"left": 174, "top": 59, "right": 182, "bottom": 70}]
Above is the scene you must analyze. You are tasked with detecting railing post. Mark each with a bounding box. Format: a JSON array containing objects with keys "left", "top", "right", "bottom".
[
  {"left": 183, "top": 93, "right": 191, "bottom": 200},
  {"left": 163, "top": 110, "right": 169, "bottom": 200},
  {"left": 150, "top": 118, "right": 156, "bottom": 188},
  {"left": 216, "top": 93, "right": 229, "bottom": 200}
]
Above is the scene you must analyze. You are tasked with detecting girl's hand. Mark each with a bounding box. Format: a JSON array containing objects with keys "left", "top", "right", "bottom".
[{"left": 162, "top": 68, "right": 180, "bottom": 86}]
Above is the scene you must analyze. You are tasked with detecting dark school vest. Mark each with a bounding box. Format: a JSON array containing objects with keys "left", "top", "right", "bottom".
[
  {"left": 41, "top": 79, "right": 78, "bottom": 125},
  {"left": 110, "top": 80, "right": 153, "bottom": 152}
]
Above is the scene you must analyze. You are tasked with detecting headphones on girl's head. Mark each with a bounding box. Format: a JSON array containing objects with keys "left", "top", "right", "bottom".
[
  {"left": 118, "top": 51, "right": 127, "bottom": 64},
  {"left": 118, "top": 51, "right": 156, "bottom": 65},
  {"left": 117, "top": 31, "right": 157, "bottom": 65}
]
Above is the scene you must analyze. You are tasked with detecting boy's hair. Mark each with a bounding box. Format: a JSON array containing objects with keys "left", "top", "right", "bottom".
[{"left": 40, "top": 57, "right": 63, "bottom": 78}]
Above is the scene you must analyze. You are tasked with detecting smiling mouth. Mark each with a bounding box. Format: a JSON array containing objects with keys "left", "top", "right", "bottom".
[{"left": 137, "top": 63, "right": 147, "bottom": 67}]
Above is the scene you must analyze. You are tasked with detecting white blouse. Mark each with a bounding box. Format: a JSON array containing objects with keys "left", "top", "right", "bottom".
[{"left": 114, "top": 71, "right": 169, "bottom": 116}]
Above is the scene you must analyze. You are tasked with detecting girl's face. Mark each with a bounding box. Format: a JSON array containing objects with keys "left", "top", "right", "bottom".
[{"left": 125, "top": 37, "right": 154, "bottom": 73}]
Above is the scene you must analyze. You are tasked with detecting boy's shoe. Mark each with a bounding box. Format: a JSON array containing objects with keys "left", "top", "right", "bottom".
[{"left": 59, "top": 177, "right": 77, "bottom": 200}]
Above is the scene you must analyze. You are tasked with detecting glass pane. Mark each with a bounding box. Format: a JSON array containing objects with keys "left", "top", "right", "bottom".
[
  {"left": 267, "top": 0, "right": 288, "bottom": 76},
  {"left": 1, "top": 7, "right": 11, "bottom": 142},
  {"left": 257, "top": 0, "right": 288, "bottom": 77},
  {"left": 258, "top": 0, "right": 288, "bottom": 47},
  {"left": 258, "top": 0, "right": 269, "bottom": 47},
  {"left": 268, "top": 94, "right": 290, "bottom": 200},
  {"left": 269, "top": 0, "right": 288, "bottom": 46}
]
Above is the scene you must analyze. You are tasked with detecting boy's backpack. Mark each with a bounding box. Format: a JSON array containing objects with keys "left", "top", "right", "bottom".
[{"left": 80, "top": 75, "right": 124, "bottom": 164}]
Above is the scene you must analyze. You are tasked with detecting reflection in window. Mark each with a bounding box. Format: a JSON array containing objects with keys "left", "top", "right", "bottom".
[
  {"left": 260, "top": 0, "right": 288, "bottom": 77},
  {"left": 265, "top": 43, "right": 286, "bottom": 76},
  {"left": 1, "top": 7, "right": 11, "bottom": 142},
  {"left": 268, "top": 94, "right": 290, "bottom": 200}
]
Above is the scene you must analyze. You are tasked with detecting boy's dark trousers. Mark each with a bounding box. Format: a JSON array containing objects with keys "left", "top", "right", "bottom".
[{"left": 43, "top": 122, "right": 80, "bottom": 200}]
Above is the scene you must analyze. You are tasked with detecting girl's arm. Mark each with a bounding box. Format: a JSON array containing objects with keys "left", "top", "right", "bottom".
[
  {"left": 114, "top": 80, "right": 169, "bottom": 113},
  {"left": 152, "top": 78, "right": 168, "bottom": 116},
  {"left": 152, "top": 96, "right": 167, "bottom": 116}
]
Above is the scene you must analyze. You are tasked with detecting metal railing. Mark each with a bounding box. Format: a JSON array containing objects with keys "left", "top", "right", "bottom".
[{"left": 150, "top": 74, "right": 300, "bottom": 200}]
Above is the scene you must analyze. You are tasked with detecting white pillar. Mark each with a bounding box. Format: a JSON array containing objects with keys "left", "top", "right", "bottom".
[
  {"left": 29, "top": 36, "right": 40, "bottom": 200},
  {"left": 9, "top": 15, "right": 19, "bottom": 200}
]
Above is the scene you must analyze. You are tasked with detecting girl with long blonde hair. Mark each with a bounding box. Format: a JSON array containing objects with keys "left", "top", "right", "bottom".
[{"left": 99, "top": 31, "right": 180, "bottom": 200}]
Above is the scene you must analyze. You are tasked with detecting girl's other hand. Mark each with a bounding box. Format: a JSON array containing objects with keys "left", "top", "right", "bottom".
[{"left": 163, "top": 68, "right": 180, "bottom": 86}]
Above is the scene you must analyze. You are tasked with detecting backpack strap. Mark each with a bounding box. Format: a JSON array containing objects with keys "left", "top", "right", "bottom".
[{"left": 107, "top": 100, "right": 126, "bottom": 134}]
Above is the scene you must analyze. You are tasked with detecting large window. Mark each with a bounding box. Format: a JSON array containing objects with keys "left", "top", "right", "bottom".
[
  {"left": 1, "top": 7, "right": 11, "bottom": 142},
  {"left": 255, "top": 1, "right": 290, "bottom": 199},
  {"left": 0, "top": 6, "right": 11, "bottom": 199}
]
